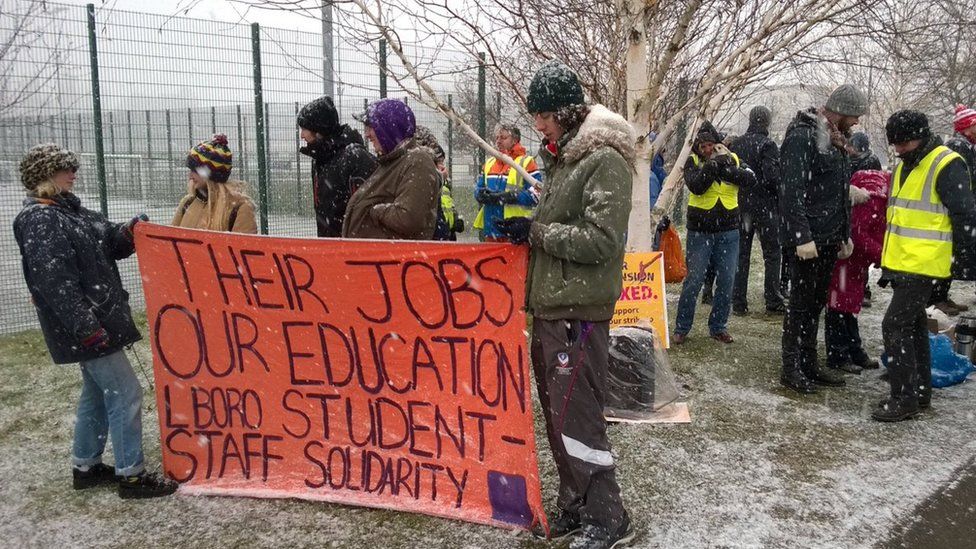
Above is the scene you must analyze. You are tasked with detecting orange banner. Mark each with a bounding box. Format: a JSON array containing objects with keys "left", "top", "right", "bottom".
[
  {"left": 611, "top": 252, "right": 669, "bottom": 347},
  {"left": 135, "top": 224, "right": 546, "bottom": 531}
]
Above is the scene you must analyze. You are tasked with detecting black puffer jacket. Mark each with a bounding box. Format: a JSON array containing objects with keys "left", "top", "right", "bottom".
[
  {"left": 13, "top": 193, "right": 141, "bottom": 364},
  {"left": 683, "top": 153, "right": 757, "bottom": 233},
  {"left": 946, "top": 137, "right": 976, "bottom": 189},
  {"left": 302, "top": 125, "right": 378, "bottom": 237},
  {"left": 730, "top": 123, "right": 780, "bottom": 217},
  {"left": 779, "top": 108, "right": 852, "bottom": 247}
]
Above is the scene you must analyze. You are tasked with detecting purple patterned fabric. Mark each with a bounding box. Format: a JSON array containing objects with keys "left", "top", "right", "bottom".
[{"left": 365, "top": 99, "right": 416, "bottom": 154}]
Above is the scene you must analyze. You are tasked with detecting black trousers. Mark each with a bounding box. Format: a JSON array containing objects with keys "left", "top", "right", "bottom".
[
  {"left": 732, "top": 210, "right": 784, "bottom": 311},
  {"left": 825, "top": 310, "right": 869, "bottom": 367},
  {"left": 883, "top": 277, "right": 934, "bottom": 402},
  {"left": 781, "top": 244, "right": 839, "bottom": 376},
  {"left": 929, "top": 278, "right": 951, "bottom": 305},
  {"left": 531, "top": 319, "right": 627, "bottom": 531}
]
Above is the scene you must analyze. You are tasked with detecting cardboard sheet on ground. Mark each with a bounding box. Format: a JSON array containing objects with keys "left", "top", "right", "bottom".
[
  {"left": 611, "top": 252, "right": 669, "bottom": 347},
  {"left": 134, "top": 224, "right": 546, "bottom": 531},
  {"left": 606, "top": 402, "right": 691, "bottom": 424}
]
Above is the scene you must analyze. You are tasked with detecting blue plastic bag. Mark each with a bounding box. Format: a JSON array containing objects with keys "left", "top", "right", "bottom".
[
  {"left": 929, "top": 334, "right": 974, "bottom": 388},
  {"left": 880, "top": 334, "right": 974, "bottom": 388}
]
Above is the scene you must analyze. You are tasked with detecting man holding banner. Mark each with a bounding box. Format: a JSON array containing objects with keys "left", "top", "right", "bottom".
[{"left": 497, "top": 61, "right": 636, "bottom": 549}]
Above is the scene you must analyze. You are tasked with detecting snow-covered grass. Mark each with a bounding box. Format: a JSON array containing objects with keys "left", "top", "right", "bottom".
[{"left": 1, "top": 248, "right": 974, "bottom": 548}]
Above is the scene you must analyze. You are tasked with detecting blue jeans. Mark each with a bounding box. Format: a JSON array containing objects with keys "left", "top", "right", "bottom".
[
  {"left": 675, "top": 229, "right": 740, "bottom": 336},
  {"left": 72, "top": 350, "right": 145, "bottom": 477}
]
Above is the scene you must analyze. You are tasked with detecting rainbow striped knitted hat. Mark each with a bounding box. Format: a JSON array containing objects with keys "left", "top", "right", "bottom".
[{"left": 187, "top": 134, "right": 232, "bottom": 182}]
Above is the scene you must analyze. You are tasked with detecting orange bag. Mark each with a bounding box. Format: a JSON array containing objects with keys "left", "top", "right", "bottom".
[{"left": 660, "top": 224, "right": 687, "bottom": 283}]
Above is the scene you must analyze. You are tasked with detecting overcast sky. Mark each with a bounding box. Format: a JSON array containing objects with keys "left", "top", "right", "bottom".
[{"left": 60, "top": 0, "right": 324, "bottom": 32}]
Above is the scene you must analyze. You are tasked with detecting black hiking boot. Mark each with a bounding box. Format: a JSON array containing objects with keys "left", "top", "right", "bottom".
[
  {"left": 535, "top": 509, "right": 582, "bottom": 541},
  {"left": 806, "top": 367, "right": 846, "bottom": 387},
  {"left": 856, "top": 357, "right": 881, "bottom": 370},
  {"left": 780, "top": 370, "right": 818, "bottom": 394},
  {"left": 73, "top": 463, "right": 118, "bottom": 490},
  {"left": 872, "top": 397, "right": 921, "bottom": 422},
  {"left": 570, "top": 517, "right": 636, "bottom": 549},
  {"left": 118, "top": 472, "right": 178, "bottom": 499},
  {"left": 827, "top": 361, "right": 862, "bottom": 375},
  {"left": 732, "top": 307, "right": 748, "bottom": 317}
]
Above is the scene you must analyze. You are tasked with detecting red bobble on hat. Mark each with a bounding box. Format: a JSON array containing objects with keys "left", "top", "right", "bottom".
[{"left": 954, "top": 104, "right": 976, "bottom": 133}]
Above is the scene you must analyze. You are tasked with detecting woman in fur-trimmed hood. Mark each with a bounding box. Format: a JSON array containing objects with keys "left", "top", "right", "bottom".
[{"left": 495, "top": 60, "right": 635, "bottom": 549}]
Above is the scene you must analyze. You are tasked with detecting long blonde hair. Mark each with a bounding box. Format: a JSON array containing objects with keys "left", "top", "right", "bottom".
[
  {"left": 201, "top": 179, "right": 253, "bottom": 231},
  {"left": 28, "top": 180, "right": 61, "bottom": 199}
]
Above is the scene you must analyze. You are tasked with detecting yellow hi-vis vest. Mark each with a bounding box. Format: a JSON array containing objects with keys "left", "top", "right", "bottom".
[
  {"left": 881, "top": 145, "right": 960, "bottom": 279},
  {"left": 473, "top": 155, "right": 534, "bottom": 230},
  {"left": 440, "top": 183, "right": 456, "bottom": 230},
  {"left": 687, "top": 152, "right": 741, "bottom": 210}
]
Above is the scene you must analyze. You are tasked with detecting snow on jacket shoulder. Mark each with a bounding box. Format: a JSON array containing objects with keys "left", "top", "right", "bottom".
[
  {"left": 527, "top": 104, "right": 635, "bottom": 321},
  {"left": 13, "top": 193, "right": 141, "bottom": 364},
  {"left": 779, "top": 108, "right": 852, "bottom": 247},
  {"left": 303, "top": 125, "right": 378, "bottom": 237}
]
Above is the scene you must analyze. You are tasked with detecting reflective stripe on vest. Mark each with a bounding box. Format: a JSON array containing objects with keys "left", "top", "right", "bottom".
[
  {"left": 686, "top": 152, "right": 740, "bottom": 210},
  {"left": 881, "top": 146, "right": 959, "bottom": 278},
  {"left": 473, "top": 155, "right": 534, "bottom": 229}
]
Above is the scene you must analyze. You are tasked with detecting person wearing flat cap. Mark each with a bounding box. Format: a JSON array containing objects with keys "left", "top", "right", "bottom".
[{"left": 873, "top": 110, "right": 976, "bottom": 422}]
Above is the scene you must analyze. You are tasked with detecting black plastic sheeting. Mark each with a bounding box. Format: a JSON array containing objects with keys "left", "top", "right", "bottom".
[{"left": 604, "top": 326, "right": 679, "bottom": 421}]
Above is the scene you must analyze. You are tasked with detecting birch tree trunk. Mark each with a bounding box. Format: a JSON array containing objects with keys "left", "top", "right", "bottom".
[{"left": 619, "top": 0, "right": 651, "bottom": 252}]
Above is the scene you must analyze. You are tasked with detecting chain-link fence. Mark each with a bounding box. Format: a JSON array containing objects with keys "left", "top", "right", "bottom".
[{"left": 0, "top": 1, "right": 538, "bottom": 334}]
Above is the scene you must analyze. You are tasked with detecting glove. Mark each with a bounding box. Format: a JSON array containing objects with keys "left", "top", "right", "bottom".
[
  {"left": 656, "top": 215, "right": 671, "bottom": 233},
  {"left": 475, "top": 189, "right": 493, "bottom": 205},
  {"left": 80, "top": 327, "right": 110, "bottom": 351},
  {"left": 454, "top": 217, "right": 465, "bottom": 233},
  {"left": 838, "top": 238, "right": 854, "bottom": 259},
  {"left": 496, "top": 191, "right": 520, "bottom": 205},
  {"left": 126, "top": 213, "right": 149, "bottom": 235},
  {"left": 702, "top": 160, "right": 721, "bottom": 179},
  {"left": 713, "top": 154, "right": 735, "bottom": 168},
  {"left": 495, "top": 217, "right": 533, "bottom": 245},
  {"left": 796, "top": 241, "right": 818, "bottom": 260},
  {"left": 849, "top": 185, "right": 870, "bottom": 205}
]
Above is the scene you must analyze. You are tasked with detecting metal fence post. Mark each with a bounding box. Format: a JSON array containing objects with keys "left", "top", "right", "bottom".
[
  {"left": 165, "top": 109, "right": 173, "bottom": 194},
  {"left": 295, "top": 101, "right": 301, "bottom": 203},
  {"left": 496, "top": 91, "right": 501, "bottom": 121},
  {"left": 61, "top": 113, "right": 69, "bottom": 148},
  {"left": 86, "top": 3, "right": 108, "bottom": 215},
  {"left": 126, "top": 110, "right": 133, "bottom": 153},
  {"left": 77, "top": 113, "right": 84, "bottom": 151},
  {"left": 211, "top": 106, "right": 216, "bottom": 135},
  {"left": 379, "top": 39, "right": 387, "bottom": 99},
  {"left": 187, "top": 107, "right": 193, "bottom": 147},
  {"left": 478, "top": 52, "right": 486, "bottom": 167},
  {"left": 108, "top": 111, "right": 115, "bottom": 154},
  {"left": 447, "top": 94, "right": 454, "bottom": 182},
  {"left": 145, "top": 110, "right": 152, "bottom": 159},
  {"left": 252, "top": 23, "right": 269, "bottom": 235},
  {"left": 237, "top": 105, "right": 246, "bottom": 182}
]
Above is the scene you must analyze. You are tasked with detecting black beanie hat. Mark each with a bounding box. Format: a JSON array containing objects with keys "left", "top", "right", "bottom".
[
  {"left": 886, "top": 110, "right": 931, "bottom": 145},
  {"left": 527, "top": 61, "right": 585, "bottom": 114},
  {"left": 695, "top": 120, "right": 722, "bottom": 145},
  {"left": 749, "top": 106, "right": 772, "bottom": 129},
  {"left": 298, "top": 96, "right": 340, "bottom": 136}
]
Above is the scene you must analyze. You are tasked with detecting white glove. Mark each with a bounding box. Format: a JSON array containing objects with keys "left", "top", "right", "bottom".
[
  {"left": 838, "top": 238, "right": 854, "bottom": 260},
  {"left": 796, "top": 241, "right": 818, "bottom": 260},
  {"left": 849, "top": 185, "right": 870, "bottom": 205}
]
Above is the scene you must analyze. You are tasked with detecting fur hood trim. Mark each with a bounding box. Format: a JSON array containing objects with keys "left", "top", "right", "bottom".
[{"left": 562, "top": 104, "right": 636, "bottom": 166}]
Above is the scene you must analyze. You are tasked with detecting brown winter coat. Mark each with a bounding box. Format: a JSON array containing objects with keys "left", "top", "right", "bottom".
[
  {"left": 172, "top": 180, "right": 258, "bottom": 234},
  {"left": 341, "top": 138, "right": 439, "bottom": 240}
]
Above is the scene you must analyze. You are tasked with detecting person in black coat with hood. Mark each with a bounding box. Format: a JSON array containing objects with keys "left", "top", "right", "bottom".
[
  {"left": 849, "top": 132, "right": 883, "bottom": 173},
  {"left": 729, "top": 105, "right": 786, "bottom": 315},
  {"left": 13, "top": 143, "right": 176, "bottom": 498},
  {"left": 779, "top": 84, "right": 866, "bottom": 395},
  {"left": 298, "top": 96, "right": 378, "bottom": 237}
]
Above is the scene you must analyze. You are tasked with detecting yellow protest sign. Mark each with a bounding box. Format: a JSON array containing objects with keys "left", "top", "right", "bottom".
[{"left": 611, "top": 252, "right": 669, "bottom": 347}]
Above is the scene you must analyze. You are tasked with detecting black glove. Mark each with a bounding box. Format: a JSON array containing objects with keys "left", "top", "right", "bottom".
[
  {"left": 126, "top": 213, "right": 149, "bottom": 235},
  {"left": 713, "top": 154, "right": 735, "bottom": 168},
  {"left": 454, "top": 217, "right": 465, "bottom": 233},
  {"left": 495, "top": 217, "right": 533, "bottom": 245},
  {"left": 475, "top": 189, "right": 493, "bottom": 205},
  {"left": 877, "top": 276, "right": 890, "bottom": 289},
  {"left": 496, "top": 191, "right": 520, "bottom": 205},
  {"left": 656, "top": 215, "right": 671, "bottom": 233},
  {"left": 702, "top": 160, "right": 721, "bottom": 180}
]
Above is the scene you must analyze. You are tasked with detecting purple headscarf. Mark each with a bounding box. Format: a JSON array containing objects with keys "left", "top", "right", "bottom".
[{"left": 365, "top": 99, "right": 416, "bottom": 154}]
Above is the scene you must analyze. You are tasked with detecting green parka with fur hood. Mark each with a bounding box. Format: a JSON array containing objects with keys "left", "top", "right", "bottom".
[{"left": 527, "top": 104, "right": 635, "bottom": 320}]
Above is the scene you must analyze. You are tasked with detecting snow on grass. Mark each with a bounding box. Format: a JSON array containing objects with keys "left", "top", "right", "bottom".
[{"left": 1, "top": 253, "right": 975, "bottom": 548}]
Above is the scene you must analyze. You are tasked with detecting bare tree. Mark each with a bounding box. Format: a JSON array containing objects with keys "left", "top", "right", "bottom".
[{"left": 0, "top": 1, "right": 70, "bottom": 117}]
